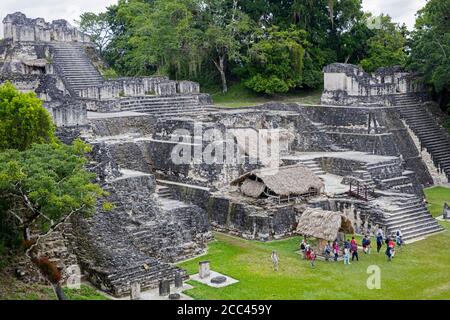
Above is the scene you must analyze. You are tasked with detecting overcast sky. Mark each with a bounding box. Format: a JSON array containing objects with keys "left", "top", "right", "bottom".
[{"left": 0, "top": 0, "right": 428, "bottom": 38}]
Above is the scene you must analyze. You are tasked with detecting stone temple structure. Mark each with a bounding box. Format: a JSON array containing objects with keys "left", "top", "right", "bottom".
[{"left": 1, "top": 13, "right": 447, "bottom": 297}]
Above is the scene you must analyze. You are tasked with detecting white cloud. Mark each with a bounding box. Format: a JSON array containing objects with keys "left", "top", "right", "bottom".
[
  {"left": 0, "top": 0, "right": 117, "bottom": 38},
  {"left": 362, "top": 0, "right": 427, "bottom": 29}
]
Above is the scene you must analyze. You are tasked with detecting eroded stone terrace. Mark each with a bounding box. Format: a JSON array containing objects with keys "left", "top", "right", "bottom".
[{"left": 1, "top": 12, "right": 447, "bottom": 297}]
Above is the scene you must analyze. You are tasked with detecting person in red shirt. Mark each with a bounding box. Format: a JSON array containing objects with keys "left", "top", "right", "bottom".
[
  {"left": 389, "top": 239, "right": 396, "bottom": 258},
  {"left": 305, "top": 245, "right": 312, "bottom": 261}
]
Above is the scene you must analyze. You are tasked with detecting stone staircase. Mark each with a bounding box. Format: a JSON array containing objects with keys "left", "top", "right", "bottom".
[
  {"left": 101, "top": 256, "right": 185, "bottom": 297},
  {"left": 364, "top": 159, "right": 420, "bottom": 195},
  {"left": 50, "top": 42, "right": 104, "bottom": 94},
  {"left": 393, "top": 94, "right": 421, "bottom": 106},
  {"left": 297, "top": 159, "right": 326, "bottom": 176},
  {"left": 381, "top": 197, "right": 443, "bottom": 241},
  {"left": 119, "top": 95, "right": 217, "bottom": 119},
  {"left": 155, "top": 185, "right": 190, "bottom": 210},
  {"left": 352, "top": 170, "right": 376, "bottom": 189},
  {"left": 396, "top": 102, "right": 450, "bottom": 182}
]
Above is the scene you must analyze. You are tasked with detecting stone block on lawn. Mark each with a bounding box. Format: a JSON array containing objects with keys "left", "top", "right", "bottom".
[
  {"left": 199, "top": 261, "right": 210, "bottom": 279},
  {"left": 169, "top": 293, "right": 181, "bottom": 300},
  {"left": 130, "top": 282, "right": 141, "bottom": 300},
  {"left": 159, "top": 279, "right": 170, "bottom": 296},
  {"left": 174, "top": 273, "right": 183, "bottom": 288},
  {"left": 211, "top": 276, "right": 227, "bottom": 284}
]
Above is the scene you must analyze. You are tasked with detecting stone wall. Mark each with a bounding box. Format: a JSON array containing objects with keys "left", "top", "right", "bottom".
[
  {"left": 321, "top": 63, "right": 426, "bottom": 106},
  {"left": 256, "top": 103, "right": 434, "bottom": 187},
  {"left": 77, "top": 77, "right": 201, "bottom": 100},
  {"left": 3, "top": 12, "right": 90, "bottom": 43},
  {"left": 207, "top": 194, "right": 298, "bottom": 241}
]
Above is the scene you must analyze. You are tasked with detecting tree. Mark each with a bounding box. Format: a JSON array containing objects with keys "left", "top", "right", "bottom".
[
  {"left": 359, "top": 15, "right": 408, "bottom": 72},
  {"left": 338, "top": 15, "right": 374, "bottom": 64},
  {"left": 409, "top": 0, "right": 450, "bottom": 110},
  {"left": 0, "top": 140, "right": 107, "bottom": 243},
  {"left": 0, "top": 82, "right": 55, "bottom": 151},
  {"left": 201, "top": 0, "right": 254, "bottom": 93},
  {"left": 240, "top": 27, "right": 307, "bottom": 94},
  {"left": 78, "top": 12, "right": 114, "bottom": 55},
  {"left": 0, "top": 83, "right": 111, "bottom": 300}
]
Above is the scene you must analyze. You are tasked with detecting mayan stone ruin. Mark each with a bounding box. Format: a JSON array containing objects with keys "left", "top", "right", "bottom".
[{"left": 1, "top": 12, "right": 448, "bottom": 297}]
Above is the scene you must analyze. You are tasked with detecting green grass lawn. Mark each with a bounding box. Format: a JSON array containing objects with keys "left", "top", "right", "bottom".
[
  {"left": 178, "top": 187, "right": 450, "bottom": 300},
  {"left": 424, "top": 186, "right": 450, "bottom": 217},
  {"left": 209, "top": 83, "right": 322, "bottom": 108},
  {"left": 178, "top": 229, "right": 450, "bottom": 300}
]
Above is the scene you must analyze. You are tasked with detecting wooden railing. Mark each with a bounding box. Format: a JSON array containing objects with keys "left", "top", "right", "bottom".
[{"left": 348, "top": 181, "right": 375, "bottom": 201}]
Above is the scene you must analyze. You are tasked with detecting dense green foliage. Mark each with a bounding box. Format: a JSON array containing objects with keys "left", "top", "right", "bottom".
[
  {"left": 0, "top": 141, "right": 106, "bottom": 249},
  {"left": 80, "top": 0, "right": 416, "bottom": 94},
  {"left": 239, "top": 28, "right": 307, "bottom": 94},
  {"left": 408, "top": 0, "right": 450, "bottom": 114},
  {"left": 0, "top": 84, "right": 107, "bottom": 258},
  {"left": 360, "top": 15, "right": 408, "bottom": 72},
  {"left": 0, "top": 82, "right": 55, "bottom": 151}
]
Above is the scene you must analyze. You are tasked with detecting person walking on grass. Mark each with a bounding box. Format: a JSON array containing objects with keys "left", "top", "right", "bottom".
[
  {"left": 333, "top": 240, "right": 340, "bottom": 262},
  {"left": 271, "top": 250, "right": 279, "bottom": 271},
  {"left": 344, "top": 238, "right": 350, "bottom": 250},
  {"left": 362, "top": 235, "right": 372, "bottom": 254},
  {"left": 376, "top": 233, "right": 383, "bottom": 253},
  {"left": 396, "top": 229, "right": 403, "bottom": 250},
  {"left": 389, "top": 238, "right": 396, "bottom": 258},
  {"left": 300, "top": 239, "right": 307, "bottom": 259},
  {"left": 305, "top": 245, "right": 312, "bottom": 261},
  {"left": 350, "top": 237, "right": 359, "bottom": 261},
  {"left": 385, "top": 238, "right": 395, "bottom": 261},
  {"left": 310, "top": 249, "right": 317, "bottom": 268},
  {"left": 343, "top": 247, "right": 351, "bottom": 265},
  {"left": 324, "top": 241, "right": 331, "bottom": 261}
]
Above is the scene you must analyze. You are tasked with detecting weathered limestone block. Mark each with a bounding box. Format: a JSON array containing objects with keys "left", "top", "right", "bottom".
[
  {"left": 130, "top": 282, "right": 141, "bottom": 300},
  {"left": 199, "top": 261, "right": 210, "bottom": 279},
  {"left": 159, "top": 280, "right": 171, "bottom": 296},
  {"left": 178, "top": 81, "right": 200, "bottom": 94},
  {"left": 321, "top": 63, "right": 426, "bottom": 106},
  {"left": 3, "top": 12, "right": 90, "bottom": 43}
]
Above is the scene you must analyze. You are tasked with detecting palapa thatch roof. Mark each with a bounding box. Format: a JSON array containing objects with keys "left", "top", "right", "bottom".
[
  {"left": 241, "top": 179, "right": 266, "bottom": 198},
  {"left": 22, "top": 59, "right": 48, "bottom": 67},
  {"left": 296, "top": 208, "right": 355, "bottom": 241},
  {"left": 232, "top": 164, "right": 324, "bottom": 197}
]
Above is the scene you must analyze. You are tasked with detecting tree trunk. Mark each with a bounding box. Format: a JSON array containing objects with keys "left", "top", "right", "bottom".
[
  {"left": 52, "top": 283, "right": 66, "bottom": 301},
  {"left": 213, "top": 55, "right": 228, "bottom": 93},
  {"left": 24, "top": 227, "right": 31, "bottom": 241}
]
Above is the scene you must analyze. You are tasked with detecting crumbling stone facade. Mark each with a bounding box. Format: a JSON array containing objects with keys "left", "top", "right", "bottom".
[
  {"left": 3, "top": 12, "right": 91, "bottom": 42},
  {"left": 2, "top": 12, "right": 446, "bottom": 297},
  {"left": 321, "top": 63, "right": 426, "bottom": 106}
]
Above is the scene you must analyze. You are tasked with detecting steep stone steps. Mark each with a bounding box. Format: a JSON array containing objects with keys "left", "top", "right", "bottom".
[
  {"left": 50, "top": 42, "right": 104, "bottom": 94},
  {"left": 396, "top": 103, "right": 450, "bottom": 182},
  {"left": 380, "top": 197, "right": 443, "bottom": 241},
  {"left": 119, "top": 95, "right": 216, "bottom": 119},
  {"left": 296, "top": 159, "right": 326, "bottom": 175},
  {"left": 156, "top": 185, "right": 175, "bottom": 199}
]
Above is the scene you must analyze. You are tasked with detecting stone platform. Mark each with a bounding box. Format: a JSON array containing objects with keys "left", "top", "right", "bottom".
[{"left": 190, "top": 271, "right": 239, "bottom": 288}]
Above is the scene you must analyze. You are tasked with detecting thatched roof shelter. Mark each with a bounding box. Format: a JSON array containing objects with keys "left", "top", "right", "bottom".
[
  {"left": 240, "top": 179, "right": 266, "bottom": 198},
  {"left": 296, "top": 208, "right": 355, "bottom": 242},
  {"left": 232, "top": 164, "right": 324, "bottom": 198},
  {"left": 22, "top": 59, "right": 48, "bottom": 67}
]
